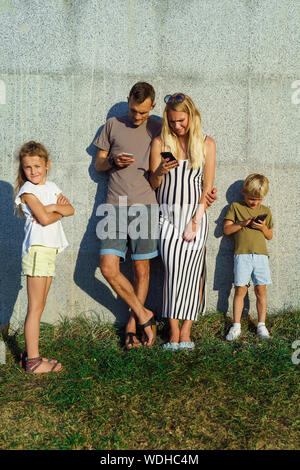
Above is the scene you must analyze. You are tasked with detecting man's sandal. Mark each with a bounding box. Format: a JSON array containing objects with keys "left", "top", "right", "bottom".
[
  {"left": 25, "top": 356, "right": 62, "bottom": 374},
  {"left": 140, "top": 315, "right": 156, "bottom": 346},
  {"left": 125, "top": 332, "right": 141, "bottom": 350}
]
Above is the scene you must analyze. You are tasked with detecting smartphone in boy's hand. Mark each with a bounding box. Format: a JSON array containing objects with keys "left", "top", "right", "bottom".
[{"left": 253, "top": 213, "right": 267, "bottom": 223}]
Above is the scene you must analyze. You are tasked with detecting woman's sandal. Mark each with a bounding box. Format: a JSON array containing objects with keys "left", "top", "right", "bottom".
[
  {"left": 140, "top": 315, "right": 156, "bottom": 347},
  {"left": 25, "top": 356, "right": 62, "bottom": 374},
  {"left": 178, "top": 342, "right": 195, "bottom": 351},
  {"left": 162, "top": 342, "right": 180, "bottom": 351},
  {"left": 125, "top": 332, "right": 141, "bottom": 350}
]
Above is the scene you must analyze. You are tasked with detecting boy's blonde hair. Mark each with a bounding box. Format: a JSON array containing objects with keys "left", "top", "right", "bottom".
[
  {"left": 243, "top": 173, "right": 269, "bottom": 198},
  {"left": 162, "top": 94, "right": 205, "bottom": 170}
]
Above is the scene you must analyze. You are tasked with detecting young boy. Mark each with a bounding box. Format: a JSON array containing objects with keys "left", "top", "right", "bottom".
[{"left": 224, "top": 174, "right": 273, "bottom": 340}]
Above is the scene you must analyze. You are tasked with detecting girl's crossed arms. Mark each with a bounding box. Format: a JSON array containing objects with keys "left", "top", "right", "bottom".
[{"left": 22, "top": 192, "right": 74, "bottom": 225}]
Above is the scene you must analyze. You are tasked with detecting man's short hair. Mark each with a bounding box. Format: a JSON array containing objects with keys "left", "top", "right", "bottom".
[{"left": 128, "top": 82, "right": 155, "bottom": 104}]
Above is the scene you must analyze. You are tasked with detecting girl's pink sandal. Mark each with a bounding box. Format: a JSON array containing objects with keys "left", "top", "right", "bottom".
[{"left": 25, "top": 356, "right": 62, "bottom": 374}]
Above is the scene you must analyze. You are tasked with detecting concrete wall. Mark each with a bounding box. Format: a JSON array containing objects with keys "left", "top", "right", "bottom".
[{"left": 0, "top": 0, "right": 299, "bottom": 331}]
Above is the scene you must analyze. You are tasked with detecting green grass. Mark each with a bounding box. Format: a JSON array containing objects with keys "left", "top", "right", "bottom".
[{"left": 0, "top": 311, "right": 299, "bottom": 450}]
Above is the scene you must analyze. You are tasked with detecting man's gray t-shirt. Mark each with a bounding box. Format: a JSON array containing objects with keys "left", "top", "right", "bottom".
[{"left": 94, "top": 115, "right": 162, "bottom": 206}]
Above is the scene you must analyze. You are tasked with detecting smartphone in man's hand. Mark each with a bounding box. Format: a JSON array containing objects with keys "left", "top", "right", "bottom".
[{"left": 122, "top": 153, "right": 134, "bottom": 158}]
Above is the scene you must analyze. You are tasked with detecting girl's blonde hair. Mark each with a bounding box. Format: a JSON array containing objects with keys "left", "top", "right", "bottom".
[
  {"left": 161, "top": 94, "right": 205, "bottom": 170},
  {"left": 14, "top": 141, "right": 49, "bottom": 216},
  {"left": 243, "top": 173, "right": 269, "bottom": 198}
]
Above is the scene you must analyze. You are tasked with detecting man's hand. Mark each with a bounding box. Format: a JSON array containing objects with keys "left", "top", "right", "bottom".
[
  {"left": 205, "top": 187, "right": 217, "bottom": 207},
  {"left": 113, "top": 153, "right": 135, "bottom": 168},
  {"left": 183, "top": 219, "right": 199, "bottom": 242}
]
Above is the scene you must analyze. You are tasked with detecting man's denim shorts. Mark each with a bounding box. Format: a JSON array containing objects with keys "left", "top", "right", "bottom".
[
  {"left": 234, "top": 254, "right": 272, "bottom": 286},
  {"left": 97, "top": 204, "right": 159, "bottom": 261}
]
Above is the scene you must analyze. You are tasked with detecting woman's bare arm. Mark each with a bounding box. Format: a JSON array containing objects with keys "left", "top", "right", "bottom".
[
  {"left": 192, "top": 136, "right": 216, "bottom": 223},
  {"left": 149, "top": 137, "right": 179, "bottom": 189}
]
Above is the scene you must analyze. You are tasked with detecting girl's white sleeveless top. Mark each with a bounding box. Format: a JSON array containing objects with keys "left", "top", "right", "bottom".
[{"left": 15, "top": 181, "right": 68, "bottom": 256}]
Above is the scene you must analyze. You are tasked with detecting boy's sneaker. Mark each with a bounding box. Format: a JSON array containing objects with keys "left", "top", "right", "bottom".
[
  {"left": 257, "top": 324, "right": 270, "bottom": 339},
  {"left": 226, "top": 325, "right": 241, "bottom": 341}
]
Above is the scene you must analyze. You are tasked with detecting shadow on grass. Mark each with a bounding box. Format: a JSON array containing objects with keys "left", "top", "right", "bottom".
[{"left": 1, "top": 327, "right": 23, "bottom": 365}]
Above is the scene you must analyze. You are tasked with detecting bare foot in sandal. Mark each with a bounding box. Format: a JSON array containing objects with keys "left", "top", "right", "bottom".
[
  {"left": 25, "top": 357, "right": 62, "bottom": 374},
  {"left": 125, "top": 315, "right": 141, "bottom": 349},
  {"left": 125, "top": 332, "right": 142, "bottom": 349},
  {"left": 19, "top": 352, "right": 58, "bottom": 369},
  {"left": 140, "top": 309, "right": 156, "bottom": 347}
]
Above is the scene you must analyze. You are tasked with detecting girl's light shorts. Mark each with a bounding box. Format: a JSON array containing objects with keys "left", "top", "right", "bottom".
[
  {"left": 22, "top": 245, "right": 58, "bottom": 277},
  {"left": 234, "top": 254, "right": 272, "bottom": 286}
]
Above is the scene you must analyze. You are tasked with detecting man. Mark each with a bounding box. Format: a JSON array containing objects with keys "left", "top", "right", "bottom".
[
  {"left": 94, "top": 82, "right": 160, "bottom": 348},
  {"left": 94, "top": 82, "right": 216, "bottom": 348}
]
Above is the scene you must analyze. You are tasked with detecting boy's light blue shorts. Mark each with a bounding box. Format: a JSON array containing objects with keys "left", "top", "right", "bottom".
[{"left": 234, "top": 254, "right": 272, "bottom": 286}]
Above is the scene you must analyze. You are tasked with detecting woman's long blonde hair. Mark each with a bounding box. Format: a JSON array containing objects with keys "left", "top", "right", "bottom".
[
  {"left": 161, "top": 94, "right": 205, "bottom": 170},
  {"left": 14, "top": 141, "right": 49, "bottom": 217}
]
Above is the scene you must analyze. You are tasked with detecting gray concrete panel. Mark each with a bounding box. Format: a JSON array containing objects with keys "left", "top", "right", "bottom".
[{"left": 0, "top": 0, "right": 299, "bottom": 332}]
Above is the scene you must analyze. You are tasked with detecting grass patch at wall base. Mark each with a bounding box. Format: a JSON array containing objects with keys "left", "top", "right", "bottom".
[{"left": 0, "top": 311, "right": 299, "bottom": 450}]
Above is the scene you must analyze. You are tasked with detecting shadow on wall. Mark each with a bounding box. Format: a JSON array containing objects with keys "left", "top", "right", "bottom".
[
  {"left": 74, "top": 102, "right": 164, "bottom": 324},
  {"left": 0, "top": 181, "right": 24, "bottom": 331},
  {"left": 213, "top": 179, "right": 250, "bottom": 315}
]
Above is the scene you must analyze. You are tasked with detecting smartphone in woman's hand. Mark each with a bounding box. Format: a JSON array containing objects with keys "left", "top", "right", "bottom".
[{"left": 161, "top": 152, "right": 177, "bottom": 162}]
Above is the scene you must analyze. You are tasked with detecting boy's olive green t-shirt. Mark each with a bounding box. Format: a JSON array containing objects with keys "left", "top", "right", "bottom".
[{"left": 224, "top": 201, "right": 273, "bottom": 255}]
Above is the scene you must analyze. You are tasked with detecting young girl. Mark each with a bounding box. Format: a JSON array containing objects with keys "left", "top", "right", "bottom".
[{"left": 15, "top": 141, "right": 74, "bottom": 373}]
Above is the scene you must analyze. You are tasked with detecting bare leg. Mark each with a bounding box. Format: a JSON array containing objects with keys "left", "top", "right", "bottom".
[
  {"left": 179, "top": 320, "right": 193, "bottom": 343},
  {"left": 100, "top": 255, "right": 154, "bottom": 346},
  {"left": 43, "top": 276, "right": 53, "bottom": 304},
  {"left": 168, "top": 319, "right": 180, "bottom": 343},
  {"left": 178, "top": 276, "right": 204, "bottom": 343},
  {"left": 24, "top": 276, "right": 62, "bottom": 373},
  {"left": 40, "top": 277, "right": 58, "bottom": 363},
  {"left": 21, "top": 276, "right": 56, "bottom": 364},
  {"left": 233, "top": 286, "right": 248, "bottom": 323},
  {"left": 25, "top": 276, "right": 49, "bottom": 358},
  {"left": 126, "top": 259, "right": 150, "bottom": 348},
  {"left": 254, "top": 285, "right": 267, "bottom": 323}
]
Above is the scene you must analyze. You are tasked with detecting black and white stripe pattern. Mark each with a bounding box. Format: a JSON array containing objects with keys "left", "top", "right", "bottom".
[{"left": 157, "top": 159, "right": 208, "bottom": 321}]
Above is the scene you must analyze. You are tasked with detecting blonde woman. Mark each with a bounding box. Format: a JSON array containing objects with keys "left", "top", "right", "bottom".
[{"left": 150, "top": 93, "right": 216, "bottom": 350}]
